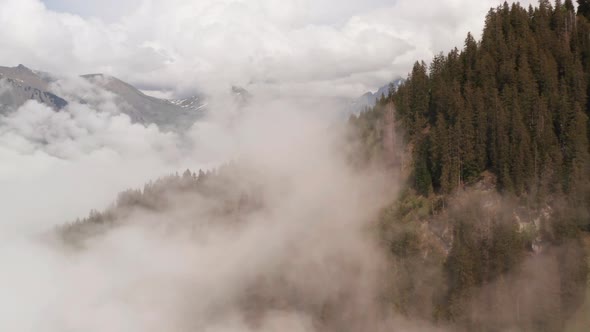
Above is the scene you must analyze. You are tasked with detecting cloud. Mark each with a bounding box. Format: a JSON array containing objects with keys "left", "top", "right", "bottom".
[
  {"left": 0, "top": 76, "right": 221, "bottom": 234},
  {"left": 1, "top": 0, "right": 537, "bottom": 97},
  {"left": 42, "top": 0, "right": 143, "bottom": 21},
  {"left": 0, "top": 1, "right": 551, "bottom": 330},
  {"left": 0, "top": 71, "right": 414, "bottom": 331}
]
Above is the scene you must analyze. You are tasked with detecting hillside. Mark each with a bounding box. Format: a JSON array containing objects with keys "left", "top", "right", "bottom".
[
  {"left": 0, "top": 65, "right": 67, "bottom": 112},
  {"left": 349, "top": 1, "right": 590, "bottom": 330},
  {"left": 82, "top": 74, "right": 207, "bottom": 130},
  {"left": 354, "top": 1, "right": 589, "bottom": 200}
]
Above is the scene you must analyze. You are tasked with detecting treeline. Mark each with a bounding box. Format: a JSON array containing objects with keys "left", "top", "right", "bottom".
[
  {"left": 355, "top": 0, "right": 590, "bottom": 201},
  {"left": 404, "top": 0, "right": 589, "bottom": 200},
  {"left": 351, "top": 0, "right": 590, "bottom": 228},
  {"left": 59, "top": 164, "right": 265, "bottom": 245}
]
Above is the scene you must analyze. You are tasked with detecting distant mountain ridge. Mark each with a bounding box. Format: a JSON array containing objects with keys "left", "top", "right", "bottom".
[
  {"left": 0, "top": 64, "right": 53, "bottom": 91},
  {"left": 348, "top": 78, "right": 404, "bottom": 114},
  {"left": 82, "top": 73, "right": 207, "bottom": 130},
  {"left": 0, "top": 65, "right": 207, "bottom": 131},
  {"left": 1, "top": 64, "right": 398, "bottom": 129},
  {"left": 0, "top": 66, "right": 68, "bottom": 113}
]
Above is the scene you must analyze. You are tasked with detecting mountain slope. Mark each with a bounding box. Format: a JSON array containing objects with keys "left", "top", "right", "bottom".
[
  {"left": 169, "top": 95, "right": 207, "bottom": 113},
  {"left": 81, "top": 74, "right": 207, "bottom": 130},
  {"left": 0, "top": 66, "right": 67, "bottom": 113},
  {"left": 0, "top": 64, "right": 53, "bottom": 91},
  {"left": 350, "top": 2, "right": 589, "bottom": 330},
  {"left": 0, "top": 64, "right": 207, "bottom": 130}
]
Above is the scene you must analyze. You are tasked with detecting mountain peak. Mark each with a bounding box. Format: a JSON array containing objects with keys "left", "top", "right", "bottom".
[{"left": 16, "top": 64, "right": 31, "bottom": 71}]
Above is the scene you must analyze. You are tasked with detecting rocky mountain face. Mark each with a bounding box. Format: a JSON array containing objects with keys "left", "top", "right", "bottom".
[
  {"left": 0, "top": 64, "right": 53, "bottom": 91},
  {"left": 0, "top": 65, "right": 207, "bottom": 131},
  {"left": 82, "top": 74, "right": 207, "bottom": 130},
  {"left": 0, "top": 65, "right": 67, "bottom": 113},
  {"left": 169, "top": 95, "right": 207, "bottom": 113}
]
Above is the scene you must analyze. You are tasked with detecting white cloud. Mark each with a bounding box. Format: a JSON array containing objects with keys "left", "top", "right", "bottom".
[
  {"left": 0, "top": 71, "right": 410, "bottom": 331},
  {"left": 0, "top": 76, "right": 218, "bottom": 234},
  {"left": 1, "top": 0, "right": 537, "bottom": 97},
  {"left": 0, "top": 1, "right": 556, "bottom": 331},
  {"left": 0, "top": 0, "right": 541, "bottom": 234}
]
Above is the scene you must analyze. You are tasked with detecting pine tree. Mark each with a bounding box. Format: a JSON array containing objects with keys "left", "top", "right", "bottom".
[
  {"left": 414, "top": 138, "right": 433, "bottom": 196},
  {"left": 578, "top": 0, "right": 590, "bottom": 20},
  {"left": 409, "top": 61, "right": 430, "bottom": 134}
]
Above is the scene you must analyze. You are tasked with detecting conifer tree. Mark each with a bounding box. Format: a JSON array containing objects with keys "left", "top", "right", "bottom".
[{"left": 578, "top": 0, "right": 590, "bottom": 19}]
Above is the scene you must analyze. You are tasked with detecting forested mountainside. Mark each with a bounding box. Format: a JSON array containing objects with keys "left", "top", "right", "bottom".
[
  {"left": 56, "top": 160, "right": 402, "bottom": 331},
  {"left": 58, "top": 166, "right": 264, "bottom": 245},
  {"left": 354, "top": 0, "right": 590, "bottom": 200},
  {"left": 56, "top": 1, "right": 590, "bottom": 332},
  {"left": 349, "top": 0, "right": 590, "bottom": 330}
]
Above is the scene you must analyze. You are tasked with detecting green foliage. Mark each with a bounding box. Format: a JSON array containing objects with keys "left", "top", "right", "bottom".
[
  {"left": 354, "top": 1, "right": 590, "bottom": 200},
  {"left": 579, "top": 0, "right": 590, "bottom": 20},
  {"left": 348, "top": 107, "right": 387, "bottom": 165},
  {"left": 440, "top": 200, "right": 527, "bottom": 325},
  {"left": 349, "top": 2, "right": 590, "bottom": 328},
  {"left": 414, "top": 138, "right": 434, "bottom": 196},
  {"left": 378, "top": 190, "right": 446, "bottom": 320},
  {"left": 381, "top": 189, "right": 433, "bottom": 225}
]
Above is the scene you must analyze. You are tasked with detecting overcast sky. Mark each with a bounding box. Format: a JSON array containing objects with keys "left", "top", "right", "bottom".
[{"left": 1, "top": 0, "right": 536, "bottom": 97}]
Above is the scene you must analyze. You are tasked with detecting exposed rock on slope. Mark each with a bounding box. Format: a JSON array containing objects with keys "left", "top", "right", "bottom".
[
  {"left": 0, "top": 64, "right": 208, "bottom": 130},
  {"left": 82, "top": 74, "right": 207, "bottom": 130},
  {"left": 0, "top": 65, "right": 67, "bottom": 113}
]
